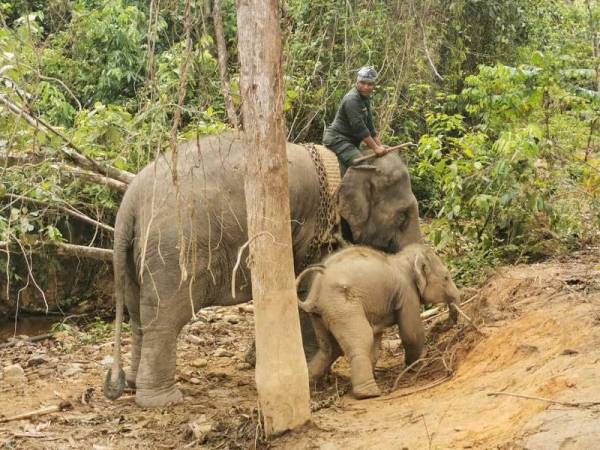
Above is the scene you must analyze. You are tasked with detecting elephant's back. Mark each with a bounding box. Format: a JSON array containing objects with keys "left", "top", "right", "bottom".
[{"left": 322, "top": 246, "right": 394, "bottom": 287}]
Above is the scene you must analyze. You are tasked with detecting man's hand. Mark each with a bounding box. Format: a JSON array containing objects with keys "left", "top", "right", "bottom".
[{"left": 373, "top": 146, "right": 387, "bottom": 156}]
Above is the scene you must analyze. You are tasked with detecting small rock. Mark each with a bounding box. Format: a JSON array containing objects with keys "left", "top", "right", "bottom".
[
  {"left": 206, "top": 368, "right": 229, "bottom": 380},
  {"left": 3, "top": 364, "right": 26, "bottom": 383},
  {"left": 186, "top": 335, "right": 206, "bottom": 345},
  {"left": 191, "top": 358, "right": 208, "bottom": 368},
  {"left": 37, "top": 368, "right": 54, "bottom": 377},
  {"left": 236, "top": 362, "right": 252, "bottom": 371},
  {"left": 319, "top": 443, "right": 340, "bottom": 450},
  {"left": 561, "top": 348, "right": 579, "bottom": 356},
  {"left": 236, "top": 379, "right": 249, "bottom": 386},
  {"left": 27, "top": 354, "right": 50, "bottom": 367},
  {"left": 213, "top": 348, "right": 233, "bottom": 358},
  {"left": 189, "top": 377, "right": 201, "bottom": 384},
  {"left": 187, "top": 414, "right": 213, "bottom": 443},
  {"left": 101, "top": 355, "right": 114, "bottom": 367},
  {"left": 62, "top": 363, "right": 83, "bottom": 377},
  {"left": 223, "top": 315, "right": 240, "bottom": 324},
  {"left": 238, "top": 304, "right": 254, "bottom": 314},
  {"left": 382, "top": 339, "right": 402, "bottom": 351}
]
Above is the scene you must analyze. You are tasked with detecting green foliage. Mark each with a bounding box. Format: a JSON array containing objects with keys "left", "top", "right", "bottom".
[{"left": 0, "top": 0, "right": 598, "bottom": 300}]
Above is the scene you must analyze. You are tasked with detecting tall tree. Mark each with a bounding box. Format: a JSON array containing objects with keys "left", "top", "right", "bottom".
[
  {"left": 213, "top": 0, "right": 239, "bottom": 128},
  {"left": 236, "top": 0, "right": 311, "bottom": 436}
]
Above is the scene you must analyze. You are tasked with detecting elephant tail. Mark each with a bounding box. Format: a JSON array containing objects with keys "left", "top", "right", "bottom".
[
  {"left": 295, "top": 264, "right": 325, "bottom": 313},
  {"left": 103, "top": 203, "right": 136, "bottom": 400}
]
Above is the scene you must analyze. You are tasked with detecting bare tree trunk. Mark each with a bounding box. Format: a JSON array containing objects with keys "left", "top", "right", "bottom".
[
  {"left": 236, "top": 0, "right": 310, "bottom": 436},
  {"left": 213, "top": 0, "right": 239, "bottom": 128}
]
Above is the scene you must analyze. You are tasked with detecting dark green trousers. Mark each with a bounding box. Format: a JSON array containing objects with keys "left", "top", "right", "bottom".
[{"left": 323, "top": 129, "right": 365, "bottom": 176}]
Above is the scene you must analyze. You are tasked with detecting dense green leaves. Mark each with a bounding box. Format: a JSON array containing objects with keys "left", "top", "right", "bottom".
[{"left": 0, "top": 0, "right": 598, "bottom": 296}]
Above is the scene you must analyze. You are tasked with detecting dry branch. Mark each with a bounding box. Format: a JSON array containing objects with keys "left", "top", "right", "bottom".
[
  {"left": 0, "top": 241, "right": 113, "bottom": 261},
  {"left": 0, "top": 94, "right": 134, "bottom": 185},
  {"left": 213, "top": 0, "right": 239, "bottom": 128},
  {"left": 380, "top": 376, "right": 453, "bottom": 402},
  {"left": 487, "top": 392, "right": 600, "bottom": 409},
  {"left": 8, "top": 194, "right": 114, "bottom": 233},
  {"left": 51, "top": 242, "right": 113, "bottom": 261},
  {"left": 55, "top": 164, "right": 128, "bottom": 192},
  {"left": 0, "top": 401, "right": 72, "bottom": 423}
]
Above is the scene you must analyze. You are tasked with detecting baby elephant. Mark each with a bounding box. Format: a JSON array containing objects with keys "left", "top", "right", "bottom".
[{"left": 298, "top": 243, "right": 459, "bottom": 399}]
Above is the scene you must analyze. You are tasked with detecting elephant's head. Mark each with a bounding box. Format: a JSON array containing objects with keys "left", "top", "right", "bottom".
[
  {"left": 337, "top": 153, "right": 422, "bottom": 253},
  {"left": 412, "top": 245, "right": 460, "bottom": 307}
]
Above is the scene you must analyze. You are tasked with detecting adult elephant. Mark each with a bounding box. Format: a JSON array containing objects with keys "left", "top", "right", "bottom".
[{"left": 104, "top": 132, "right": 422, "bottom": 408}]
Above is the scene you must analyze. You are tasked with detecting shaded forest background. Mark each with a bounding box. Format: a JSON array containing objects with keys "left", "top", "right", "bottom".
[{"left": 0, "top": 0, "right": 598, "bottom": 314}]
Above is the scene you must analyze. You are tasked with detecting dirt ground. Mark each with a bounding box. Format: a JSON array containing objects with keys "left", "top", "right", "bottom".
[{"left": 1, "top": 247, "right": 599, "bottom": 449}]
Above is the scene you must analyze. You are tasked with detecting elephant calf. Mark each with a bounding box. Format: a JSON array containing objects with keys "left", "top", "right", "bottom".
[{"left": 298, "top": 243, "right": 459, "bottom": 399}]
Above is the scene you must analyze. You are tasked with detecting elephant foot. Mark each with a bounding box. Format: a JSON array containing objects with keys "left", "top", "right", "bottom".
[
  {"left": 135, "top": 385, "right": 183, "bottom": 408},
  {"left": 352, "top": 380, "right": 381, "bottom": 399}
]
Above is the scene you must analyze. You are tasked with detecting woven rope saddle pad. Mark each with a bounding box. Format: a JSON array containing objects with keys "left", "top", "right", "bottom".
[{"left": 313, "top": 144, "right": 342, "bottom": 197}]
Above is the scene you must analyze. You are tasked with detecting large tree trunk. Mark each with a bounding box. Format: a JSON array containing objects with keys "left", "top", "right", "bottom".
[{"left": 236, "top": 0, "right": 311, "bottom": 436}]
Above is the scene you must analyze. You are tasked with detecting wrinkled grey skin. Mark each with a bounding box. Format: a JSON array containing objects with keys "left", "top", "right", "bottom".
[
  {"left": 298, "top": 243, "right": 459, "bottom": 399},
  {"left": 103, "top": 132, "right": 422, "bottom": 408}
]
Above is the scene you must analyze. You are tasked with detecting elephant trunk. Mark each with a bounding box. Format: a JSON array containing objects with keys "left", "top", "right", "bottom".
[
  {"left": 446, "top": 282, "right": 461, "bottom": 323},
  {"left": 295, "top": 264, "right": 324, "bottom": 313}
]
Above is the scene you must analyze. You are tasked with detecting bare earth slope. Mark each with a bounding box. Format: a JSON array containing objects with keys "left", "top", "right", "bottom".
[{"left": 1, "top": 248, "right": 599, "bottom": 449}]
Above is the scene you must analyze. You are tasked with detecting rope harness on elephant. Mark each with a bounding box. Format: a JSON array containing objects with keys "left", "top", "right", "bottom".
[{"left": 300, "top": 143, "right": 341, "bottom": 269}]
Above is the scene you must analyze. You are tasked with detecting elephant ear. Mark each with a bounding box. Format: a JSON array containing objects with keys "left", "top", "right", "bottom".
[
  {"left": 414, "top": 252, "right": 429, "bottom": 296},
  {"left": 337, "top": 167, "right": 373, "bottom": 242}
]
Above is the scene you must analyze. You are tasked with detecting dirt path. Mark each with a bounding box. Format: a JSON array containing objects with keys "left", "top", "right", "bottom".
[{"left": 1, "top": 248, "right": 599, "bottom": 449}]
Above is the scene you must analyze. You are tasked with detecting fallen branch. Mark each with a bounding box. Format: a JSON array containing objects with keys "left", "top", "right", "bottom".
[
  {"left": 55, "top": 164, "right": 128, "bottom": 192},
  {"left": 51, "top": 242, "right": 113, "bottom": 261},
  {"left": 0, "top": 94, "right": 134, "bottom": 184},
  {"left": 422, "top": 293, "right": 480, "bottom": 324},
  {"left": 379, "top": 375, "right": 452, "bottom": 401},
  {"left": 7, "top": 194, "right": 114, "bottom": 233},
  {"left": 487, "top": 392, "right": 600, "bottom": 409},
  {"left": 0, "top": 241, "right": 113, "bottom": 261},
  {"left": 0, "top": 333, "right": 55, "bottom": 349},
  {"left": 450, "top": 303, "right": 486, "bottom": 335},
  {"left": 0, "top": 401, "right": 72, "bottom": 423},
  {"left": 392, "top": 357, "right": 429, "bottom": 391}
]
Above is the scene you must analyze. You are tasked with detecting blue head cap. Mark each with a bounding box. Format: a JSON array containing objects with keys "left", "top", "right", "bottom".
[{"left": 357, "top": 65, "right": 378, "bottom": 83}]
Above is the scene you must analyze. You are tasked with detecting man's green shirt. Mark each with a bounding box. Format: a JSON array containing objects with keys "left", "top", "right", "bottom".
[{"left": 326, "top": 87, "right": 377, "bottom": 146}]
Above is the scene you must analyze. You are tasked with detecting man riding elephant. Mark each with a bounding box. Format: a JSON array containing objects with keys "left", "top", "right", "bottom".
[{"left": 323, "top": 65, "right": 387, "bottom": 175}]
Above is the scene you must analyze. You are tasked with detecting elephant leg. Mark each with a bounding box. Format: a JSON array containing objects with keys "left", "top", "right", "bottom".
[
  {"left": 124, "top": 295, "right": 142, "bottom": 388},
  {"left": 371, "top": 333, "right": 383, "bottom": 367},
  {"left": 307, "top": 315, "right": 341, "bottom": 380},
  {"left": 244, "top": 309, "right": 320, "bottom": 368},
  {"left": 126, "top": 319, "right": 142, "bottom": 388},
  {"left": 134, "top": 284, "right": 191, "bottom": 408},
  {"left": 329, "top": 311, "right": 381, "bottom": 399},
  {"left": 299, "top": 309, "right": 319, "bottom": 361},
  {"left": 396, "top": 298, "right": 425, "bottom": 366}
]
